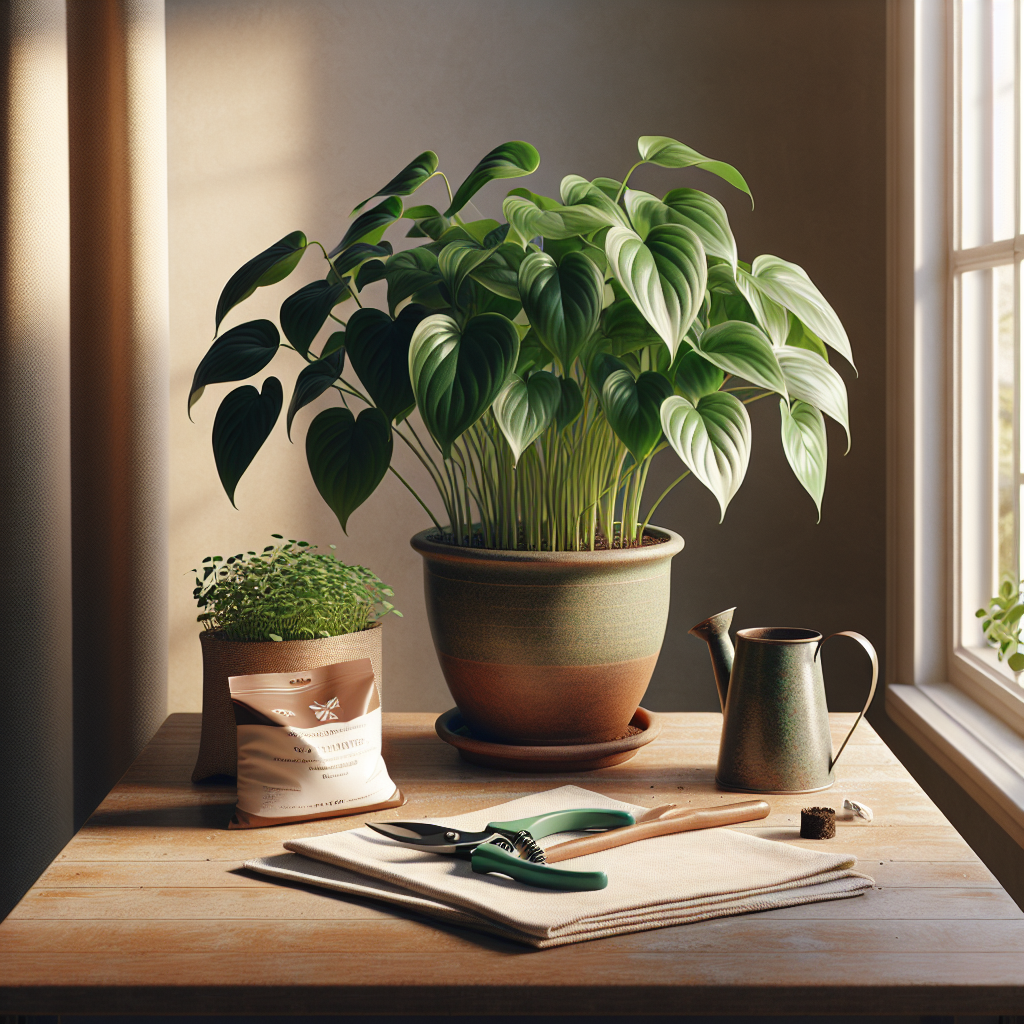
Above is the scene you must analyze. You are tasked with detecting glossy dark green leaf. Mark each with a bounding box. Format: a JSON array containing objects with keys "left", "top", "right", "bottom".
[
  {"left": 345, "top": 304, "right": 429, "bottom": 423},
  {"left": 602, "top": 369, "right": 673, "bottom": 461},
  {"left": 637, "top": 136, "right": 753, "bottom": 206},
  {"left": 305, "top": 406, "right": 393, "bottom": 532},
  {"left": 694, "top": 320, "right": 787, "bottom": 396},
  {"left": 518, "top": 250, "right": 603, "bottom": 373},
  {"left": 384, "top": 247, "right": 443, "bottom": 316},
  {"left": 468, "top": 242, "right": 526, "bottom": 300},
  {"left": 320, "top": 330, "right": 345, "bottom": 358},
  {"left": 587, "top": 350, "right": 630, "bottom": 394},
  {"left": 328, "top": 196, "right": 403, "bottom": 258},
  {"left": 457, "top": 277, "right": 521, "bottom": 321},
  {"left": 212, "top": 377, "right": 283, "bottom": 506},
  {"left": 515, "top": 328, "right": 554, "bottom": 376},
  {"left": 280, "top": 280, "right": 347, "bottom": 357},
  {"left": 555, "top": 376, "right": 584, "bottom": 430},
  {"left": 286, "top": 351, "right": 343, "bottom": 439},
  {"left": 438, "top": 239, "right": 492, "bottom": 302},
  {"left": 483, "top": 222, "right": 511, "bottom": 247},
  {"left": 332, "top": 241, "right": 393, "bottom": 278},
  {"left": 661, "top": 391, "right": 751, "bottom": 521},
  {"left": 189, "top": 319, "right": 280, "bottom": 414},
  {"left": 215, "top": 231, "right": 307, "bottom": 330},
  {"left": 354, "top": 259, "right": 387, "bottom": 290},
  {"left": 352, "top": 151, "right": 438, "bottom": 213},
  {"left": 445, "top": 141, "right": 540, "bottom": 217},
  {"left": 493, "top": 370, "right": 561, "bottom": 463},
  {"left": 408, "top": 312, "right": 520, "bottom": 457},
  {"left": 779, "top": 399, "right": 827, "bottom": 521},
  {"left": 600, "top": 296, "right": 662, "bottom": 356},
  {"left": 673, "top": 349, "right": 725, "bottom": 404}
]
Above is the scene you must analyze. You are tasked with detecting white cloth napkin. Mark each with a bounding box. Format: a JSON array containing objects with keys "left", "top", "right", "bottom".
[{"left": 245, "top": 784, "right": 873, "bottom": 948}]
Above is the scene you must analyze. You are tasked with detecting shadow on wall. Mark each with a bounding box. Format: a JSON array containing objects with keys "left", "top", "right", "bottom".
[{"left": 166, "top": 0, "right": 886, "bottom": 714}]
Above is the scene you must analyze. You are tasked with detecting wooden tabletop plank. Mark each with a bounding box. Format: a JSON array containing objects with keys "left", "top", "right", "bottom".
[{"left": 0, "top": 711, "right": 1020, "bottom": 1017}]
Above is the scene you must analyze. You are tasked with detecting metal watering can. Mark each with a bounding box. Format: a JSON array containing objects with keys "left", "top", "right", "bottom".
[{"left": 689, "top": 608, "right": 879, "bottom": 794}]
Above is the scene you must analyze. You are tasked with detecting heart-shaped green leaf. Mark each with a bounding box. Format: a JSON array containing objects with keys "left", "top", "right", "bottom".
[
  {"left": 555, "top": 376, "right": 584, "bottom": 430},
  {"left": 673, "top": 349, "right": 725, "bottom": 404},
  {"left": 695, "top": 320, "right": 787, "bottom": 396},
  {"left": 438, "top": 239, "right": 493, "bottom": 302},
  {"left": 518, "top": 251, "right": 603, "bottom": 372},
  {"left": 212, "top": 377, "right": 283, "bottom": 506},
  {"left": 503, "top": 193, "right": 617, "bottom": 244},
  {"left": 328, "top": 196, "right": 403, "bottom": 258},
  {"left": 332, "top": 241, "right": 393, "bottom": 279},
  {"left": 280, "top": 280, "right": 347, "bottom": 357},
  {"left": 600, "top": 296, "right": 663, "bottom": 355},
  {"left": 637, "top": 136, "right": 752, "bottom": 205},
  {"left": 602, "top": 369, "right": 673, "bottom": 461},
  {"left": 384, "top": 248, "right": 443, "bottom": 316},
  {"left": 735, "top": 266, "right": 790, "bottom": 345},
  {"left": 345, "top": 304, "right": 429, "bottom": 423},
  {"left": 215, "top": 231, "right": 307, "bottom": 330},
  {"left": 352, "top": 151, "right": 438, "bottom": 213},
  {"left": 780, "top": 399, "right": 827, "bottom": 521},
  {"left": 493, "top": 370, "right": 561, "bottom": 463},
  {"left": 661, "top": 391, "right": 751, "bottom": 521},
  {"left": 776, "top": 346, "right": 850, "bottom": 451},
  {"left": 354, "top": 259, "right": 387, "bottom": 291},
  {"left": 189, "top": 319, "right": 280, "bottom": 413},
  {"left": 605, "top": 223, "right": 706, "bottom": 359},
  {"left": 321, "top": 330, "right": 345, "bottom": 358},
  {"left": 286, "top": 351, "right": 343, "bottom": 439},
  {"left": 305, "top": 406, "right": 393, "bottom": 533},
  {"left": 742, "top": 255, "right": 853, "bottom": 367},
  {"left": 559, "top": 175, "right": 631, "bottom": 228},
  {"left": 468, "top": 242, "right": 526, "bottom": 300},
  {"left": 588, "top": 350, "right": 631, "bottom": 394},
  {"left": 661, "top": 188, "right": 738, "bottom": 270},
  {"left": 408, "top": 312, "right": 520, "bottom": 457},
  {"left": 445, "top": 141, "right": 540, "bottom": 217}
]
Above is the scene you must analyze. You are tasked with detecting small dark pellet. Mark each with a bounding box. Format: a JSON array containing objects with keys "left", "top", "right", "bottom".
[{"left": 800, "top": 806, "right": 836, "bottom": 839}]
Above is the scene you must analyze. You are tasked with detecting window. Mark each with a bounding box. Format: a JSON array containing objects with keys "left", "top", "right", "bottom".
[
  {"left": 952, "top": 0, "right": 1024, "bottom": 714},
  {"left": 887, "top": 0, "right": 1024, "bottom": 848}
]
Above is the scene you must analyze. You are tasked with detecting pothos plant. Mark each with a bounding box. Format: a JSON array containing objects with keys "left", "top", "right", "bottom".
[{"left": 191, "top": 136, "right": 855, "bottom": 550}]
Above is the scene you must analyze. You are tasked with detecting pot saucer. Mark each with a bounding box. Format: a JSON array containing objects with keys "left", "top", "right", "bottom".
[{"left": 434, "top": 707, "right": 661, "bottom": 772}]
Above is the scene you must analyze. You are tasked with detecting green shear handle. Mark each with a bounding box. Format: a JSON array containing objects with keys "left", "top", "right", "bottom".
[{"left": 474, "top": 808, "right": 635, "bottom": 891}]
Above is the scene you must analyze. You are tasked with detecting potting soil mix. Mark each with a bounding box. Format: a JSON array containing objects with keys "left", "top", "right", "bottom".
[{"left": 228, "top": 657, "right": 403, "bottom": 828}]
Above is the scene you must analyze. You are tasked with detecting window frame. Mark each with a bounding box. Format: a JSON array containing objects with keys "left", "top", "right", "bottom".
[{"left": 886, "top": 0, "right": 1024, "bottom": 848}]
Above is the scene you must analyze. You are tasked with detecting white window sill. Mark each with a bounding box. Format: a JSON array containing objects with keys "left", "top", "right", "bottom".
[{"left": 886, "top": 682, "right": 1024, "bottom": 847}]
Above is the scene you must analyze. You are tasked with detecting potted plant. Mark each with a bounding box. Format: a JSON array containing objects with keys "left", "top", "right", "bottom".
[
  {"left": 191, "top": 536, "right": 400, "bottom": 781},
  {"left": 191, "top": 136, "right": 854, "bottom": 751}
]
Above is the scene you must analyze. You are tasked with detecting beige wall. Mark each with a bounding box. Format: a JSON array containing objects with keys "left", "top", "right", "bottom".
[{"left": 166, "top": 0, "right": 887, "bottom": 714}]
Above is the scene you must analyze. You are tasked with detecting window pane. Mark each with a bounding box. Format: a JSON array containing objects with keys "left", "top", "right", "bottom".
[
  {"left": 962, "top": 0, "right": 1017, "bottom": 246},
  {"left": 993, "top": 0, "right": 1015, "bottom": 240},
  {"left": 996, "top": 262, "right": 1017, "bottom": 583},
  {"left": 961, "top": 267, "right": 995, "bottom": 637}
]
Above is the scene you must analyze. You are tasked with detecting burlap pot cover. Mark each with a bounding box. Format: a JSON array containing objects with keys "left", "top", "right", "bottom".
[{"left": 192, "top": 621, "right": 383, "bottom": 782}]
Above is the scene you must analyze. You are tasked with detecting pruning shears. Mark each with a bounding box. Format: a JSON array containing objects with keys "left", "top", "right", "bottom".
[{"left": 366, "top": 807, "right": 636, "bottom": 891}]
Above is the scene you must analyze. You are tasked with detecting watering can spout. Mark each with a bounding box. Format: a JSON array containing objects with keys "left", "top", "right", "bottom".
[{"left": 689, "top": 608, "right": 736, "bottom": 713}]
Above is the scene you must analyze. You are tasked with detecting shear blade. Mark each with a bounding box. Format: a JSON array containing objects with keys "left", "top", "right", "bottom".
[{"left": 366, "top": 820, "right": 492, "bottom": 849}]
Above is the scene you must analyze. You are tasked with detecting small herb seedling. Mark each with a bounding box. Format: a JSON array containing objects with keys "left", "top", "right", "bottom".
[
  {"left": 193, "top": 535, "right": 400, "bottom": 642},
  {"left": 976, "top": 576, "right": 1024, "bottom": 674}
]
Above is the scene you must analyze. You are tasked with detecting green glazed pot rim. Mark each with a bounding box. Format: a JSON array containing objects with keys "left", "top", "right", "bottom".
[
  {"left": 410, "top": 525, "right": 684, "bottom": 567},
  {"left": 736, "top": 626, "right": 822, "bottom": 644}
]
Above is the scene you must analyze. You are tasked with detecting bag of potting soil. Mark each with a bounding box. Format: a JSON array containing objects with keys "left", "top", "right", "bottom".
[{"left": 227, "top": 657, "right": 403, "bottom": 829}]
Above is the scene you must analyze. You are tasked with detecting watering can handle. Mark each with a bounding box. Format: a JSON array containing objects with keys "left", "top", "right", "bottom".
[{"left": 814, "top": 631, "right": 879, "bottom": 772}]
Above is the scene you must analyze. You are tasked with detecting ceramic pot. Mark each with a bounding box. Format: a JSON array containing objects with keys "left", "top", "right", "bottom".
[
  {"left": 191, "top": 621, "right": 383, "bottom": 782},
  {"left": 411, "top": 527, "right": 684, "bottom": 745}
]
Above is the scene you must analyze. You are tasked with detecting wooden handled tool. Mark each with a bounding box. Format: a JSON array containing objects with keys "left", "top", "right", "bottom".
[{"left": 543, "top": 800, "right": 771, "bottom": 864}]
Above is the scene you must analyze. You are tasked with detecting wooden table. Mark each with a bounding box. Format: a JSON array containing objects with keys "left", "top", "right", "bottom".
[{"left": 0, "top": 712, "right": 1021, "bottom": 1016}]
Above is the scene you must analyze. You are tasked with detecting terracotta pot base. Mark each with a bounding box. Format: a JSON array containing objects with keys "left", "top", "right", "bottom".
[{"left": 435, "top": 707, "right": 661, "bottom": 772}]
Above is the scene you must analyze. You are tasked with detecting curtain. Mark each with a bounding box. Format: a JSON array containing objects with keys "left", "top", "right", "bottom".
[{"left": 0, "top": 0, "right": 168, "bottom": 918}]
